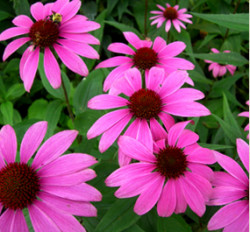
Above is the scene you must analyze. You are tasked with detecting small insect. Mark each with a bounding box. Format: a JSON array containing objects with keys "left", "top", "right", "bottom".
[{"left": 48, "top": 11, "right": 62, "bottom": 25}]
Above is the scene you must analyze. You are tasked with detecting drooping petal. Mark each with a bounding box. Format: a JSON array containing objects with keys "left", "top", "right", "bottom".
[
  {"left": 108, "top": 42, "right": 135, "bottom": 55},
  {"left": 157, "top": 179, "right": 176, "bottom": 217},
  {"left": 186, "top": 146, "right": 215, "bottom": 164},
  {"left": 150, "top": 118, "right": 168, "bottom": 141},
  {"left": 174, "top": 179, "right": 187, "bottom": 213},
  {"left": 152, "top": 36, "right": 166, "bottom": 53},
  {"left": 60, "top": 32, "right": 100, "bottom": 44},
  {"left": 20, "top": 46, "right": 33, "bottom": 81},
  {"left": 0, "top": 209, "right": 15, "bottom": 232},
  {"left": 177, "top": 130, "right": 199, "bottom": 148},
  {"left": 12, "top": 15, "right": 33, "bottom": 28},
  {"left": 123, "top": 32, "right": 143, "bottom": 49},
  {"left": 165, "top": 20, "right": 172, "bottom": 32},
  {"left": 95, "top": 56, "right": 132, "bottom": 68},
  {"left": 44, "top": 48, "right": 61, "bottom": 89},
  {"left": 0, "top": 27, "right": 29, "bottom": 41},
  {"left": 3, "top": 37, "right": 30, "bottom": 61},
  {"left": 59, "top": 0, "right": 81, "bottom": 23},
  {"left": 146, "top": 67, "right": 165, "bottom": 91},
  {"left": 158, "top": 112, "right": 175, "bottom": 131},
  {"left": 53, "top": 44, "right": 88, "bottom": 76},
  {"left": 158, "top": 41, "right": 186, "bottom": 58},
  {"left": 0, "top": 125, "right": 17, "bottom": 163},
  {"left": 20, "top": 121, "right": 48, "bottom": 163},
  {"left": 134, "top": 174, "right": 165, "bottom": 215},
  {"left": 188, "top": 163, "right": 214, "bottom": 181},
  {"left": 160, "top": 57, "right": 194, "bottom": 70},
  {"left": 11, "top": 210, "right": 29, "bottom": 232},
  {"left": 32, "top": 130, "right": 78, "bottom": 169}
]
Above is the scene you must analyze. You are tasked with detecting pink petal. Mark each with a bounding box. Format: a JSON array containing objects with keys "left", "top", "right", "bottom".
[
  {"left": 28, "top": 204, "right": 61, "bottom": 232},
  {"left": 41, "top": 183, "right": 102, "bottom": 202},
  {"left": 157, "top": 4, "right": 165, "bottom": 11},
  {"left": 172, "top": 19, "right": 181, "bottom": 32},
  {"left": 150, "top": 118, "right": 168, "bottom": 141},
  {"left": 186, "top": 146, "right": 215, "bottom": 164},
  {"left": 38, "top": 153, "right": 97, "bottom": 177},
  {"left": 88, "top": 94, "right": 128, "bottom": 109},
  {"left": 12, "top": 15, "right": 33, "bottom": 28},
  {"left": 160, "top": 57, "right": 194, "bottom": 70},
  {"left": 3, "top": 37, "right": 29, "bottom": 61},
  {"left": 53, "top": 43, "right": 88, "bottom": 76},
  {"left": 35, "top": 200, "right": 86, "bottom": 232},
  {"left": 157, "top": 179, "right": 176, "bottom": 217},
  {"left": 0, "top": 27, "right": 29, "bottom": 41},
  {"left": 42, "top": 3, "right": 53, "bottom": 19},
  {"left": 118, "top": 136, "right": 156, "bottom": 162},
  {"left": 11, "top": 210, "right": 29, "bottom": 232},
  {"left": 102, "top": 63, "right": 132, "bottom": 92},
  {"left": 165, "top": 20, "right": 172, "bottom": 32},
  {"left": 167, "top": 120, "right": 191, "bottom": 147},
  {"left": 87, "top": 109, "right": 131, "bottom": 139},
  {"left": 158, "top": 70, "right": 188, "bottom": 98},
  {"left": 158, "top": 112, "right": 175, "bottom": 131},
  {"left": 59, "top": 0, "right": 81, "bottom": 23},
  {"left": 226, "top": 64, "right": 236, "bottom": 75},
  {"left": 0, "top": 125, "right": 17, "bottom": 163},
  {"left": 106, "top": 162, "right": 155, "bottom": 187},
  {"left": 51, "top": 0, "right": 69, "bottom": 13},
  {"left": 38, "top": 191, "right": 97, "bottom": 217},
  {"left": 20, "top": 121, "right": 47, "bottom": 163},
  {"left": 188, "top": 163, "right": 214, "bottom": 181},
  {"left": 0, "top": 209, "right": 15, "bottom": 232},
  {"left": 212, "top": 64, "right": 220, "bottom": 78},
  {"left": 174, "top": 179, "right": 187, "bottom": 213},
  {"left": 22, "top": 46, "right": 40, "bottom": 92},
  {"left": 177, "top": 130, "right": 199, "bottom": 148},
  {"left": 108, "top": 42, "right": 135, "bottom": 55},
  {"left": 158, "top": 41, "right": 186, "bottom": 58},
  {"left": 134, "top": 174, "right": 165, "bottom": 215},
  {"left": 236, "top": 138, "right": 249, "bottom": 172},
  {"left": 32, "top": 130, "right": 78, "bottom": 169},
  {"left": 58, "top": 39, "right": 99, "bottom": 59},
  {"left": 30, "top": 2, "right": 44, "bottom": 21},
  {"left": 218, "top": 65, "right": 227, "bottom": 76},
  {"left": 163, "top": 102, "right": 211, "bottom": 117},
  {"left": 208, "top": 200, "right": 248, "bottom": 230},
  {"left": 44, "top": 48, "right": 61, "bottom": 88},
  {"left": 214, "top": 151, "right": 248, "bottom": 186},
  {"left": 99, "top": 113, "right": 132, "bottom": 152},
  {"left": 115, "top": 172, "right": 161, "bottom": 198},
  {"left": 123, "top": 32, "right": 142, "bottom": 49},
  {"left": 152, "top": 36, "right": 167, "bottom": 53},
  {"left": 60, "top": 32, "right": 100, "bottom": 44},
  {"left": 96, "top": 56, "right": 132, "bottom": 68},
  {"left": 163, "top": 88, "right": 205, "bottom": 104},
  {"left": 146, "top": 67, "right": 164, "bottom": 91},
  {"left": 19, "top": 46, "right": 33, "bottom": 81},
  {"left": 179, "top": 177, "right": 205, "bottom": 217},
  {"left": 211, "top": 48, "right": 220, "bottom": 53}
]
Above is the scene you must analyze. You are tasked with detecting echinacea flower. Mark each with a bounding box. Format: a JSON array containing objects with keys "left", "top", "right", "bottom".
[
  {"left": 238, "top": 100, "right": 249, "bottom": 139},
  {"left": 0, "top": 0, "right": 100, "bottom": 92},
  {"left": 204, "top": 48, "right": 237, "bottom": 78},
  {"left": 105, "top": 121, "right": 215, "bottom": 216},
  {"left": 150, "top": 3, "right": 192, "bottom": 33},
  {"left": 0, "top": 121, "right": 101, "bottom": 232},
  {"left": 95, "top": 31, "right": 194, "bottom": 93},
  {"left": 208, "top": 139, "right": 249, "bottom": 232},
  {"left": 87, "top": 67, "right": 210, "bottom": 156}
]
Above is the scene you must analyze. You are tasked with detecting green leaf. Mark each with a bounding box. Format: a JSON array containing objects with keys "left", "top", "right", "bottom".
[
  {"left": 190, "top": 52, "right": 248, "bottom": 66},
  {"left": 123, "top": 224, "right": 145, "bottom": 232},
  {"left": 157, "top": 214, "right": 192, "bottom": 232},
  {"left": 199, "top": 143, "right": 233, "bottom": 150},
  {"left": 94, "top": 198, "right": 140, "bottom": 232},
  {"left": 0, "top": 101, "right": 13, "bottom": 125},
  {"left": 73, "top": 69, "right": 106, "bottom": 115},
  {"left": 0, "top": 10, "right": 12, "bottom": 21},
  {"left": 105, "top": 20, "right": 141, "bottom": 36},
  {"left": 5, "top": 83, "right": 25, "bottom": 101},
  {"left": 13, "top": 0, "right": 30, "bottom": 16},
  {"left": 198, "top": 34, "right": 217, "bottom": 49},
  {"left": 28, "top": 99, "right": 48, "bottom": 120},
  {"left": 45, "top": 100, "right": 64, "bottom": 139},
  {"left": 191, "top": 13, "right": 249, "bottom": 32}
]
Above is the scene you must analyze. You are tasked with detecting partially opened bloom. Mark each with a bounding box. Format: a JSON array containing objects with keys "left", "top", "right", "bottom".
[
  {"left": 150, "top": 3, "right": 192, "bottom": 33},
  {"left": 95, "top": 31, "right": 194, "bottom": 93},
  {"left": 87, "top": 67, "right": 210, "bottom": 156},
  {"left": 0, "top": 121, "right": 101, "bottom": 232},
  {"left": 105, "top": 121, "right": 215, "bottom": 216},
  {"left": 238, "top": 100, "right": 249, "bottom": 139},
  {"left": 0, "top": 0, "right": 100, "bottom": 92},
  {"left": 208, "top": 139, "right": 249, "bottom": 232},
  {"left": 205, "top": 48, "right": 237, "bottom": 78}
]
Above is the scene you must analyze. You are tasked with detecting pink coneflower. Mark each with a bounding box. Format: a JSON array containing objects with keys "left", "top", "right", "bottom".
[
  {"left": 238, "top": 100, "right": 249, "bottom": 139},
  {"left": 87, "top": 67, "right": 210, "bottom": 156},
  {"left": 150, "top": 3, "right": 192, "bottom": 33},
  {"left": 205, "top": 48, "right": 237, "bottom": 78},
  {"left": 208, "top": 139, "right": 249, "bottom": 232},
  {"left": 0, "top": 121, "right": 101, "bottom": 232},
  {"left": 0, "top": 0, "right": 100, "bottom": 92},
  {"left": 105, "top": 121, "right": 215, "bottom": 216},
  {"left": 95, "top": 31, "right": 194, "bottom": 93}
]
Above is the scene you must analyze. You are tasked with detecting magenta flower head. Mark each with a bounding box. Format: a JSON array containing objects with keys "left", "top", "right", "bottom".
[
  {"left": 0, "top": 0, "right": 100, "bottom": 92},
  {"left": 87, "top": 67, "right": 210, "bottom": 156},
  {"left": 150, "top": 3, "right": 192, "bottom": 33},
  {"left": 238, "top": 100, "right": 249, "bottom": 139},
  {"left": 95, "top": 32, "right": 194, "bottom": 93},
  {"left": 0, "top": 121, "right": 101, "bottom": 232},
  {"left": 208, "top": 139, "right": 249, "bottom": 232},
  {"left": 204, "top": 48, "right": 237, "bottom": 78},
  {"left": 105, "top": 121, "right": 215, "bottom": 216}
]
